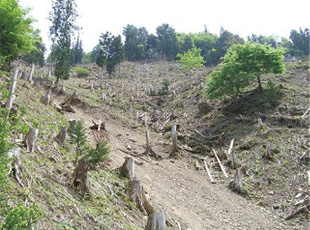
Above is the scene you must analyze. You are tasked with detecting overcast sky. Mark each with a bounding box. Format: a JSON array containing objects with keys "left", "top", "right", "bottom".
[{"left": 20, "top": 0, "right": 309, "bottom": 53}]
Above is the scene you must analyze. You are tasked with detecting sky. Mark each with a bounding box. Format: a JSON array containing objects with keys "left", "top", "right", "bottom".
[{"left": 19, "top": 0, "right": 309, "bottom": 53}]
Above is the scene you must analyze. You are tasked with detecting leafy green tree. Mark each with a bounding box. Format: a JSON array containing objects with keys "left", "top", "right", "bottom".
[
  {"left": 49, "top": 0, "right": 79, "bottom": 80},
  {"left": 156, "top": 24, "right": 179, "bottom": 61},
  {"left": 123, "top": 25, "right": 149, "bottom": 61},
  {"left": 177, "top": 48, "right": 205, "bottom": 71},
  {"left": 69, "top": 120, "right": 87, "bottom": 165},
  {"left": 97, "top": 32, "right": 125, "bottom": 76},
  {"left": 207, "top": 28, "right": 244, "bottom": 65},
  {"left": 289, "top": 28, "right": 309, "bottom": 56},
  {"left": 247, "top": 34, "right": 278, "bottom": 48},
  {"left": 0, "top": 0, "right": 34, "bottom": 70},
  {"left": 70, "top": 35, "right": 83, "bottom": 65},
  {"left": 21, "top": 29, "right": 46, "bottom": 67},
  {"left": 206, "top": 42, "right": 285, "bottom": 99}
]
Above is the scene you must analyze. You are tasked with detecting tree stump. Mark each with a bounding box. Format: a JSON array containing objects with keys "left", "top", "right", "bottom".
[
  {"left": 145, "top": 213, "right": 166, "bottom": 230},
  {"left": 143, "top": 116, "right": 159, "bottom": 159},
  {"left": 12, "top": 64, "right": 18, "bottom": 81},
  {"left": 5, "top": 94, "right": 16, "bottom": 110},
  {"left": 120, "top": 157, "right": 135, "bottom": 181},
  {"left": 47, "top": 61, "right": 52, "bottom": 80},
  {"left": 72, "top": 156, "right": 90, "bottom": 194},
  {"left": 228, "top": 139, "right": 238, "bottom": 169},
  {"left": 128, "top": 180, "right": 154, "bottom": 216},
  {"left": 60, "top": 85, "right": 66, "bottom": 94},
  {"left": 41, "top": 91, "right": 51, "bottom": 105},
  {"left": 169, "top": 124, "right": 178, "bottom": 158},
  {"left": 27, "top": 63, "right": 35, "bottom": 82},
  {"left": 7, "top": 147, "right": 24, "bottom": 187},
  {"left": 262, "top": 141, "right": 272, "bottom": 159},
  {"left": 229, "top": 165, "right": 247, "bottom": 194},
  {"left": 25, "top": 128, "right": 38, "bottom": 153},
  {"left": 69, "top": 119, "right": 77, "bottom": 132},
  {"left": 56, "top": 126, "right": 68, "bottom": 146}
]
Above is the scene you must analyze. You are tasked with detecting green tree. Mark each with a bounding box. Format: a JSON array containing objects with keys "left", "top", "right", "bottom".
[
  {"left": 206, "top": 42, "right": 285, "bottom": 99},
  {"left": 0, "top": 0, "right": 34, "bottom": 70},
  {"left": 207, "top": 28, "right": 244, "bottom": 65},
  {"left": 177, "top": 48, "right": 205, "bottom": 71},
  {"left": 156, "top": 24, "right": 179, "bottom": 61},
  {"left": 49, "top": 0, "right": 79, "bottom": 80},
  {"left": 21, "top": 29, "right": 46, "bottom": 67},
  {"left": 289, "top": 28, "right": 309, "bottom": 56},
  {"left": 69, "top": 35, "right": 83, "bottom": 65},
  {"left": 97, "top": 32, "right": 125, "bottom": 76}
]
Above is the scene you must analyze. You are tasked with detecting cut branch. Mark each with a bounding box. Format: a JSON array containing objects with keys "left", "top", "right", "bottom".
[
  {"left": 203, "top": 160, "right": 216, "bottom": 184},
  {"left": 213, "top": 149, "right": 228, "bottom": 178}
]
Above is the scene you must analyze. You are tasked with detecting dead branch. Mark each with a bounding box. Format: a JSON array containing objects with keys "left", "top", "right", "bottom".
[
  {"left": 203, "top": 160, "right": 216, "bottom": 184},
  {"left": 213, "top": 149, "right": 228, "bottom": 178}
]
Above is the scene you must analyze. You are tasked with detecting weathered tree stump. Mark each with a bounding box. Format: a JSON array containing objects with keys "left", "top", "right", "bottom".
[
  {"left": 27, "top": 63, "right": 35, "bottom": 82},
  {"left": 69, "top": 119, "right": 77, "bottom": 132},
  {"left": 5, "top": 94, "right": 16, "bottom": 110},
  {"left": 258, "top": 118, "right": 264, "bottom": 131},
  {"left": 169, "top": 124, "right": 178, "bottom": 158},
  {"left": 46, "top": 61, "right": 52, "bottom": 80},
  {"left": 54, "top": 77, "right": 60, "bottom": 88},
  {"left": 72, "top": 156, "right": 90, "bottom": 194},
  {"left": 120, "top": 157, "right": 135, "bottom": 181},
  {"left": 56, "top": 126, "right": 68, "bottom": 146},
  {"left": 143, "top": 116, "right": 159, "bottom": 158},
  {"left": 145, "top": 213, "right": 166, "bottom": 230},
  {"left": 229, "top": 165, "right": 247, "bottom": 194},
  {"left": 25, "top": 128, "right": 38, "bottom": 153},
  {"left": 41, "top": 91, "right": 51, "bottom": 105},
  {"left": 263, "top": 141, "right": 272, "bottom": 159},
  {"left": 7, "top": 147, "right": 24, "bottom": 187},
  {"left": 228, "top": 139, "right": 238, "bottom": 169},
  {"left": 60, "top": 85, "right": 66, "bottom": 94},
  {"left": 128, "top": 180, "right": 154, "bottom": 216}
]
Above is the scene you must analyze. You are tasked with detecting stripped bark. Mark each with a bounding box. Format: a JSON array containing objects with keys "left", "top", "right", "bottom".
[
  {"left": 120, "top": 157, "right": 135, "bottom": 181},
  {"left": 228, "top": 139, "right": 238, "bottom": 169},
  {"left": 213, "top": 149, "right": 228, "bottom": 178},
  {"left": 203, "top": 160, "right": 216, "bottom": 184},
  {"left": 25, "top": 128, "right": 38, "bottom": 153},
  {"left": 169, "top": 124, "right": 178, "bottom": 158},
  {"left": 145, "top": 213, "right": 166, "bottom": 230}
]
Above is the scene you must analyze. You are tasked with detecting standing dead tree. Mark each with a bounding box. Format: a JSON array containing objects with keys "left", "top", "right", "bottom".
[
  {"left": 120, "top": 157, "right": 135, "bottom": 181},
  {"left": 41, "top": 90, "right": 51, "bottom": 106},
  {"left": 143, "top": 116, "right": 160, "bottom": 159},
  {"left": 5, "top": 94, "right": 16, "bottom": 110},
  {"left": 145, "top": 213, "right": 166, "bottom": 230},
  {"left": 169, "top": 124, "right": 178, "bottom": 158},
  {"left": 25, "top": 128, "right": 38, "bottom": 153},
  {"left": 229, "top": 165, "right": 247, "bottom": 194}
]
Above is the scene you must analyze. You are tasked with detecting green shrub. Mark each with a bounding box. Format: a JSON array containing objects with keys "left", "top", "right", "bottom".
[
  {"left": 75, "top": 67, "right": 89, "bottom": 77},
  {"left": 1, "top": 204, "right": 42, "bottom": 230},
  {"left": 263, "top": 80, "right": 280, "bottom": 106}
]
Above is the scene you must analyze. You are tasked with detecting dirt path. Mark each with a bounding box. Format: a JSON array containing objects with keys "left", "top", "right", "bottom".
[{"left": 63, "top": 105, "right": 290, "bottom": 230}]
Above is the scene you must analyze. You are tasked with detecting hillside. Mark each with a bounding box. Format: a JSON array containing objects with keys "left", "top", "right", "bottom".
[{"left": 0, "top": 59, "right": 309, "bottom": 229}]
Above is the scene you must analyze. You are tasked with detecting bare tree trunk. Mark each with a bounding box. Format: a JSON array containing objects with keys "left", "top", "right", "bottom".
[
  {"left": 120, "top": 157, "right": 135, "bottom": 181},
  {"left": 11, "top": 64, "right": 18, "bottom": 81},
  {"left": 25, "top": 128, "right": 38, "bottom": 153},
  {"left": 128, "top": 180, "right": 154, "bottom": 216},
  {"left": 55, "top": 77, "right": 60, "bottom": 88},
  {"left": 229, "top": 165, "right": 247, "bottom": 194},
  {"left": 27, "top": 63, "right": 35, "bottom": 82},
  {"left": 56, "top": 126, "right": 68, "bottom": 146},
  {"left": 257, "top": 76, "right": 262, "bottom": 93},
  {"left": 145, "top": 213, "right": 166, "bottom": 230},
  {"left": 169, "top": 124, "right": 178, "bottom": 158}
]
